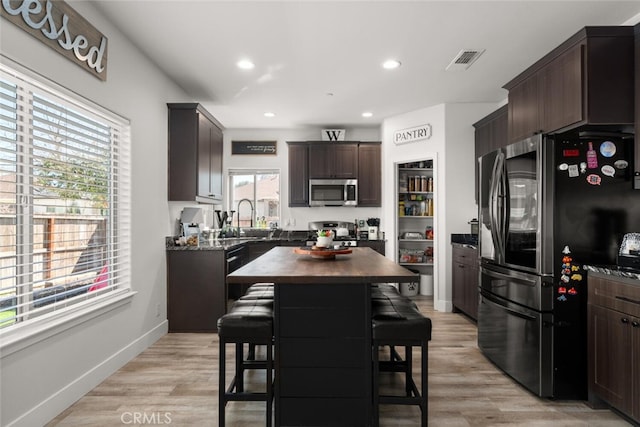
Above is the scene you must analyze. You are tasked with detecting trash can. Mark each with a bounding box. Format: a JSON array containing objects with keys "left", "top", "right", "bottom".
[
  {"left": 400, "top": 269, "right": 420, "bottom": 297},
  {"left": 400, "top": 281, "right": 419, "bottom": 297},
  {"left": 419, "top": 274, "right": 433, "bottom": 296}
]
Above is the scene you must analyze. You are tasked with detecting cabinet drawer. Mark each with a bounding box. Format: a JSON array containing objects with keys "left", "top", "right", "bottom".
[
  {"left": 279, "top": 397, "right": 367, "bottom": 426},
  {"left": 452, "top": 246, "right": 477, "bottom": 265},
  {"left": 588, "top": 274, "right": 640, "bottom": 317},
  {"left": 278, "top": 283, "right": 367, "bottom": 308},
  {"left": 279, "top": 338, "right": 366, "bottom": 367},
  {"left": 279, "top": 367, "right": 366, "bottom": 397},
  {"left": 279, "top": 308, "right": 366, "bottom": 337}
]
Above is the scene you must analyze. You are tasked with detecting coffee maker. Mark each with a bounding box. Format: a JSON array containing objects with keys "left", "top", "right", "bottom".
[
  {"left": 180, "top": 207, "right": 203, "bottom": 236},
  {"left": 366, "top": 218, "right": 380, "bottom": 240}
]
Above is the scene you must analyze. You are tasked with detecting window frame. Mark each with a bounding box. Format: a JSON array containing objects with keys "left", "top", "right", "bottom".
[
  {"left": 0, "top": 56, "right": 134, "bottom": 356},
  {"left": 227, "top": 169, "right": 281, "bottom": 229}
]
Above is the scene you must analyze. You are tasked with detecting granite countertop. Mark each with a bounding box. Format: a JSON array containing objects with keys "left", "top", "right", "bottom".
[
  {"left": 584, "top": 264, "right": 640, "bottom": 281},
  {"left": 166, "top": 235, "right": 309, "bottom": 251},
  {"left": 451, "top": 233, "right": 478, "bottom": 249}
]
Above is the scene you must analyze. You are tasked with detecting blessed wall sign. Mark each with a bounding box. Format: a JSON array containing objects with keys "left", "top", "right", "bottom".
[
  {"left": 1, "top": 0, "right": 108, "bottom": 81},
  {"left": 393, "top": 124, "right": 433, "bottom": 145}
]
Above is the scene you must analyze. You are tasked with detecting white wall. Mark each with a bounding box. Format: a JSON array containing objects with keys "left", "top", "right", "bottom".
[
  {"left": 381, "top": 102, "right": 500, "bottom": 311},
  {"left": 0, "top": 2, "right": 188, "bottom": 426}
]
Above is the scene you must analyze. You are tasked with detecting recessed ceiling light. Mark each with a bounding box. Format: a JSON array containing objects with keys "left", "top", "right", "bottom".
[
  {"left": 362, "top": 112, "right": 373, "bottom": 118},
  {"left": 264, "top": 112, "right": 275, "bottom": 118},
  {"left": 382, "top": 59, "right": 401, "bottom": 69},
  {"left": 237, "top": 59, "right": 255, "bottom": 70}
]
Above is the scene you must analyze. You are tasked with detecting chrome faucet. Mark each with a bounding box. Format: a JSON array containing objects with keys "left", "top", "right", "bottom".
[{"left": 237, "top": 198, "right": 254, "bottom": 233}]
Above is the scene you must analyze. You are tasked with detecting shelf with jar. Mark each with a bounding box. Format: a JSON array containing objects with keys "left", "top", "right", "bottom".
[
  {"left": 398, "top": 246, "right": 434, "bottom": 266},
  {"left": 396, "top": 160, "right": 436, "bottom": 290},
  {"left": 398, "top": 166, "right": 434, "bottom": 217}
]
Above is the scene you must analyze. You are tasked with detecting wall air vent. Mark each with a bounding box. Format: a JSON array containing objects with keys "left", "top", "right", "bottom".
[{"left": 445, "top": 49, "right": 485, "bottom": 71}]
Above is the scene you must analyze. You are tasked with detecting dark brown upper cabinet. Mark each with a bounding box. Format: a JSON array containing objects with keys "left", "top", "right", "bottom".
[
  {"left": 288, "top": 142, "right": 309, "bottom": 207},
  {"left": 308, "top": 142, "right": 358, "bottom": 179},
  {"left": 474, "top": 105, "right": 508, "bottom": 159},
  {"left": 504, "top": 26, "right": 635, "bottom": 143},
  {"left": 635, "top": 23, "right": 640, "bottom": 189},
  {"left": 474, "top": 105, "right": 508, "bottom": 203},
  {"left": 357, "top": 142, "right": 381, "bottom": 207},
  {"left": 287, "top": 141, "right": 380, "bottom": 207},
  {"left": 168, "top": 103, "right": 224, "bottom": 203}
]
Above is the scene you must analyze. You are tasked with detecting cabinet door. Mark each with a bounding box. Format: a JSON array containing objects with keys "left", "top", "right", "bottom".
[
  {"left": 209, "top": 123, "right": 223, "bottom": 200},
  {"left": 465, "top": 261, "right": 479, "bottom": 320},
  {"left": 309, "top": 143, "right": 358, "bottom": 179},
  {"left": 288, "top": 143, "right": 309, "bottom": 206},
  {"left": 357, "top": 144, "right": 381, "bottom": 206},
  {"left": 452, "top": 246, "right": 479, "bottom": 320},
  {"left": 308, "top": 144, "right": 332, "bottom": 178},
  {"left": 633, "top": 316, "right": 640, "bottom": 420},
  {"left": 197, "top": 114, "right": 213, "bottom": 199},
  {"left": 451, "top": 258, "right": 465, "bottom": 314},
  {"left": 540, "top": 43, "right": 583, "bottom": 132},
  {"left": 508, "top": 75, "right": 541, "bottom": 143},
  {"left": 635, "top": 24, "right": 640, "bottom": 189},
  {"left": 588, "top": 304, "right": 632, "bottom": 413},
  {"left": 474, "top": 106, "right": 507, "bottom": 203},
  {"left": 333, "top": 144, "right": 358, "bottom": 178},
  {"left": 166, "top": 251, "right": 225, "bottom": 332},
  {"left": 168, "top": 107, "right": 198, "bottom": 201}
]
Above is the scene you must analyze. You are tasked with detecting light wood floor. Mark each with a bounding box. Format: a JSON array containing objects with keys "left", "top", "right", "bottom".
[{"left": 47, "top": 296, "right": 631, "bottom": 426}]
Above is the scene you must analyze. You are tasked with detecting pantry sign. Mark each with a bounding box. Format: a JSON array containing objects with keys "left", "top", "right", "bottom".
[
  {"left": 1, "top": 0, "right": 108, "bottom": 81},
  {"left": 394, "top": 124, "right": 432, "bottom": 145}
]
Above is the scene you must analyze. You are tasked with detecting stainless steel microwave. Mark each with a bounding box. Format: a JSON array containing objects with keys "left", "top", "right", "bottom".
[{"left": 309, "top": 179, "right": 358, "bottom": 206}]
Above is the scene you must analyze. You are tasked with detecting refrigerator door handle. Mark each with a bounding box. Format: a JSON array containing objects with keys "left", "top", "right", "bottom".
[
  {"left": 481, "top": 264, "right": 539, "bottom": 287},
  {"left": 492, "top": 151, "right": 506, "bottom": 262},
  {"left": 481, "top": 291, "right": 537, "bottom": 322}
]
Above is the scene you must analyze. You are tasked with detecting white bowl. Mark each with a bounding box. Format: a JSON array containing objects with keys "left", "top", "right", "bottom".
[{"left": 316, "top": 236, "right": 334, "bottom": 248}]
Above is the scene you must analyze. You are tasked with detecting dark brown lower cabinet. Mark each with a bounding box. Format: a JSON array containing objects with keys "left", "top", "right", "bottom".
[
  {"left": 588, "top": 273, "right": 640, "bottom": 424},
  {"left": 451, "top": 244, "right": 478, "bottom": 320},
  {"left": 357, "top": 241, "right": 385, "bottom": 255},
  {"left": 166, "top": 250, "right": 225, "bottom": 332}
]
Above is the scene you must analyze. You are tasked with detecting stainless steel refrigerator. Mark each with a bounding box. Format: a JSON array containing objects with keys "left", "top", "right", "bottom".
[{"left": 477, "top": 129, "right": 639, "bottom": 399}]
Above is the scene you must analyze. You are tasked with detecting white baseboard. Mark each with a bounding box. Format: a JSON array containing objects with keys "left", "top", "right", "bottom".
[{"left": 7, "top": 320, "right": 168, "bottom": 427}]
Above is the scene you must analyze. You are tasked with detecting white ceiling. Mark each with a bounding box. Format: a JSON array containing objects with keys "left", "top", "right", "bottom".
[{"left": 92, "top": 1, "right": 640, "bottom": 129}]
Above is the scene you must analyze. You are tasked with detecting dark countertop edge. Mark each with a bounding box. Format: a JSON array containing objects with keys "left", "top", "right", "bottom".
[
  {"left": 451, "top": 242, "right": 478, "bottom": 250},
  {"left": 166, "top": 236, "right": 387, "bottom": 251},
  {"left": 226, "top": 275, "right": 418, "bottom": 285},
  {"left": 451, "top": 233, "right": 478, "bottom": 247},
  {"left": 584, "top": 265, "right": 640, "bottom": 282},
  {"left": 166, "top": 237, "right": 301, "bottom": 251}
]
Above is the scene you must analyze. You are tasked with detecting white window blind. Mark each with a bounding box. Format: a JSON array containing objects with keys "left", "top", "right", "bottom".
[{"left": 0, "top": 62, "right": 131, "bottom": 330}]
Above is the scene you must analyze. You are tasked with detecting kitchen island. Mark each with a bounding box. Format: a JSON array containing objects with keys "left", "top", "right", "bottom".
[{"left": 226, "top": 246, "right": 418, "bottom": 427}]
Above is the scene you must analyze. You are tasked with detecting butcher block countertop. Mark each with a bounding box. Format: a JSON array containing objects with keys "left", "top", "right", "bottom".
[{"left": 226, "top": 246, "right": 418, "bottom": 285}]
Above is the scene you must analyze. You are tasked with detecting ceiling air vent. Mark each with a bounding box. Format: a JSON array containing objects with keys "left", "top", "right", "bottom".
[{"left": 445, "top": 49, "right": 485, "bottom": 71}]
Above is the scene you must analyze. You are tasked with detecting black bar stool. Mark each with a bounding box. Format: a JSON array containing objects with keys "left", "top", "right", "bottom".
[
  {"left": 371, "top": 290, "right": 432, "bottom": 427},
  {"left": 218, "top": 298, "right": 274, "bottom": 427}
]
